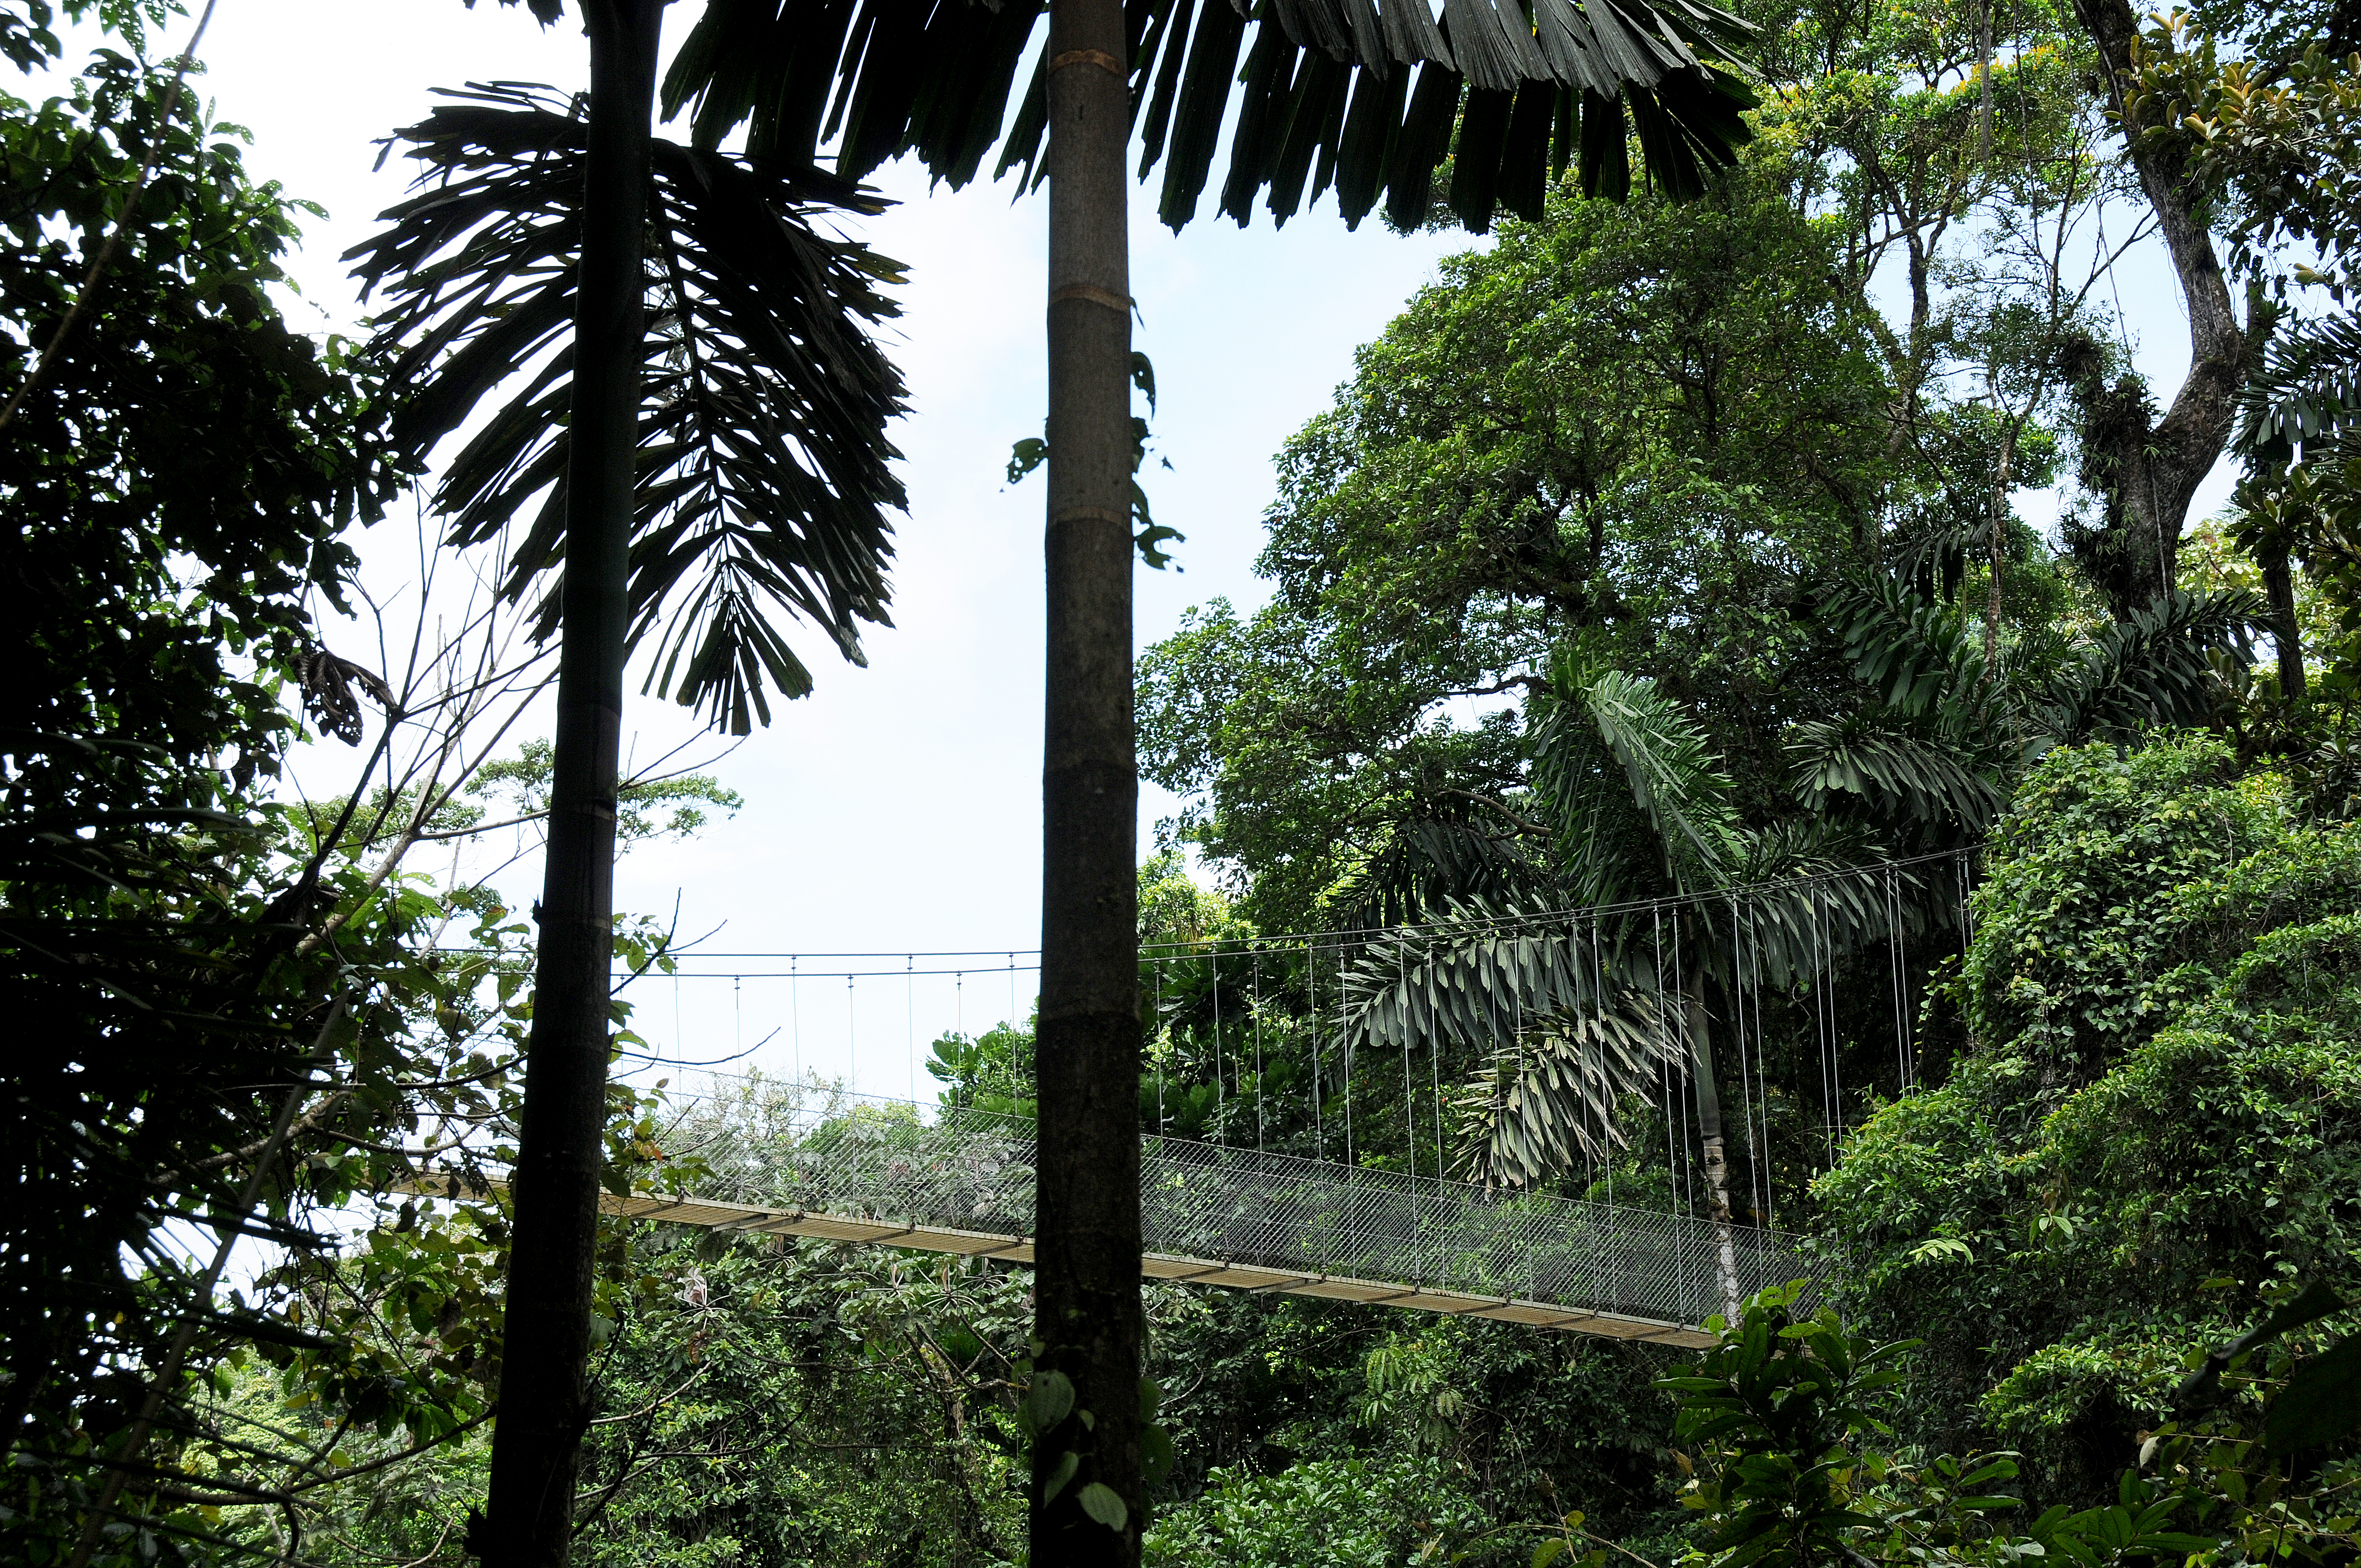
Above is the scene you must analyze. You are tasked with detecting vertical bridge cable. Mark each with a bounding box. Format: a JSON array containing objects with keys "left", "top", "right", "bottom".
[
  {"left": 1570, "top": 916, "right": 1593, "bottom": 1196},
  {"left": 1399, "top": 941, "right": 1415, "bottom": 1184},
  {"left": 1007, "top": 953, "right": 1018, "bottom": 1103},
  {"left": 1887, "top": 865, "right": 1911, "bottom": 1095},
  {"left": 953, "top": 971, "right": 963, "bottom": 1108},
  {"left": 1811, "top": 889, "right": 1830, "bottom": 1169},
  {"left": 1653, "top": 909, "right": 1687, "bottom": 1310},
  {"left": 1592, "top": 916, "right": 1612, "bottom": 1210},
  {"left": 1671, "top": 907, "right": 1696, "bottom": 1220},
  {"left": 791, "top": 957, "right": 801, "bottom": 1087},
  {"left": 1428, "top": 951, "right": 1444, "bottom": 1197},
  {"left": 1212, "top": 948, "right": 1225, "bottom": 1145},
  {"left": 1400, "top": 940, "right": 1418, "bottom": 1282},
  {"left": 1824, "top": 892, "right": 1844, "bottom": 1148},
  {"left": 1339, "top": 943, "right": 1353, "bottom": 1169},
  {"left": 846, "top": 973, "right": 856, "bottom": 1095},
  {"left": 1253, "top": 950, "right": 1265, "bottom": 1156},
  {"left": 1745, "top": 897, "right": 1775, "bottom": 1232},
  {"left": 907, "top": 955, "right": 915, "bottom": 1103},
  {"left": 1153, "top": 955, "right": 1166, "bottom": 1138},
  {"left": 1307, "top": 940, "right": 1324, "bottom": 1162},
  {"left": 1654, "top": 910, "right": 1678, "bottom": 1211},
  {"left": 1823, "top": 892, "right": 1841, "bottom": 1152},
  {"left": 1731, "top": 895, "right": 1760, "bottom": 1228}
]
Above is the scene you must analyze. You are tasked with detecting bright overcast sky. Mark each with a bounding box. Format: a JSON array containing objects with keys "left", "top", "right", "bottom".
[{"left": 116, "top": 1, "right": 2226, "bottom": 1091}]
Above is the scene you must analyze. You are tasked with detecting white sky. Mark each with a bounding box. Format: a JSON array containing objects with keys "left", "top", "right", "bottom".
[{"left": 129, "top": 1, "right": 2228, "bottom": 1092}]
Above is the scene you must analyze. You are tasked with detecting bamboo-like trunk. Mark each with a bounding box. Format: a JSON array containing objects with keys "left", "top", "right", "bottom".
[
  {"left": 1032, "top": 0, "right": 1144, "bottom": 1559},
  {"left": 482, "top": 6, "right": 662, "bottom": 1564},
  {"left": 1685, "top": 972, "right": 1743, "bottom": 1325}
]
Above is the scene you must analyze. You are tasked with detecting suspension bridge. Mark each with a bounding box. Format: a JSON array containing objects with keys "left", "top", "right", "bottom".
[
  {"left": 439, "top": 853, "right": 1972, "bottom": 1343},
  {"left": 601, "top": 1086, "right": 1804, "bottom": 1349}
]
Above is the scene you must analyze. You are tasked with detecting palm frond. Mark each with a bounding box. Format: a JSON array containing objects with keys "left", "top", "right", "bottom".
[
  {"left": 1527, "top": 690, "right": 1664, "bottom": 907},
  {"left": 1785, "top": 714, "right": 2005, "bottom": 832},
  {"left": 1342, "top": 895, "right": 1682, "bottom": 1188},
  {"left": 1346, "top": 895, "right": 1611, "bottom": 1052},
  {"left": 1326, "top": 815, "right": 1553, "bottom": 930},
  {"left": 1533, "top": 664, "right": 1738, "bottom": 897},
  {"left": 1453, "top": 990, "right": 1675, "bottom": 1188},
  {"left": 1721, "top": 820, "right": 1905, "bottom": 990},
  {"left": 348, "top": 84, "right": 909, "bottom": 735},
  {"left": 2237, "top": 311, "right": 2361, "bottom": 465},
  {"left": 662, "top": 0, "right": 1760, "bottom": 238},
  {"left": 2036, "top": 589, "right": 2259, "bottom": 745},
  {"left": 1820, "top": 574, "right": 1990, "bottom": 721}
]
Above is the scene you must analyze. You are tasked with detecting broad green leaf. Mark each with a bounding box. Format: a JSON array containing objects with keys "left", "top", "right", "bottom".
[
  {"left": 1042, "top": 1449, "right": 1080, "bottom": 1502},
  {"left": 1027, "top": 1369, "right": 1076, "bottom": 1433},
  {"left": 1076, "top": 1481, "right": 1128, "bottom": 1532}
]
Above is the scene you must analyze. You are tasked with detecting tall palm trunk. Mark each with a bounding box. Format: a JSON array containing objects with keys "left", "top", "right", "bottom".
[
  {"left": 1032, "top": 0, "right": 1143, "bottom": 1556},
  {"left": 1684, "top": 972, "right": 1742, "bottom": 1324},
  {"left": 482, "top": 5, "right": 663, "bottom": 1565}
]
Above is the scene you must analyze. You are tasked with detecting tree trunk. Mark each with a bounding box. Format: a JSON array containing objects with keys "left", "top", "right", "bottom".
[
  {"left": 2260, "top": 533, "right": 2305, "bottom": 701},
  {"left": 1684, "top": 972, "right": 1743, "bottom": 1325},
  {"left": 2068, "top": 0, "right": 2244, "bottom": 618},
  {"left": 481, "top": 5, "right": 662, "bottom": 1565},
  {"left": 1984, "top": 422, "right": 2016, "bottom": 679},
  {"left": 1032, "top": 0, "right": 1143, "bottom": 1559}
]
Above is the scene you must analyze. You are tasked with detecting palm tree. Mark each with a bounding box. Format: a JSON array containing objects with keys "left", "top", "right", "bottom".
[
  {"left": 1791, "top": 573, "right": 2260, "bottom": 819},
  {"left": 353, "top": 27, "right": 909, "bottom": 1563},
  {"left": 1348, "top": 663, "right": 1875, "bottom": 1316},
  {"left": 658, "top": 8, "right": 1765, "bottom": 1556},
  {"left": 1343, "top": 581, "right": 2255, "bottom": 1319}
]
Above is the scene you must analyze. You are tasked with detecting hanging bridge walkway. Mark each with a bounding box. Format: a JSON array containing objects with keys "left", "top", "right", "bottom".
[
  {"left": 427, "top": 854, "right": 1974, "bottom": 1345},
  {"left": 561, "top": 1088, "right": 1811, "bottom": 1348}
]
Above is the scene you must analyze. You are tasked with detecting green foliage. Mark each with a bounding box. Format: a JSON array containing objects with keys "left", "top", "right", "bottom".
[
  {"left": 2, "top": 36, "right": 404, "bottom": 817},
  {"left": 1140, "top": 168, "right": 1887, "bottom": 935},
  {"left": 1819, "top": 733, "right": 2361, "bottom": 1494},
  {"left": 1144, "top": 1290, "right": 1691, "bottom": 1559},
  {"left": 1007, "top": 351, "right": 1183, "bottom": 569},
  {"left": 200, "top": 1231, "right": 1041, "bottom": 1568},
  {"left": 1662, "top": 1286, "right": 2361, "bottom": 1568},
  {"left": 0, "top": 22, "right": 427, "bottom": 1553},
  {"left": 466, "top": 737, "right": 744, "bottom": 847},
  {"left": 1145, "top": 1453, "right": 1492, "bottom": 1567},
  {"left": 1660, "top": 1286, "right": 1925, "bottom": 1568},
  {"left": 928, "top": 1017, "right": 1038, "bottom": 1119}
]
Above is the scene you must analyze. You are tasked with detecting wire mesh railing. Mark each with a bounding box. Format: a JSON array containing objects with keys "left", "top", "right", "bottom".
[{"left": 657, "top": 1077, "right": 1811, "bottom": 1329}]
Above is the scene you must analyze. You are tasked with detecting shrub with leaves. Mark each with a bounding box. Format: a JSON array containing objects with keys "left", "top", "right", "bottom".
[
  {"left": 1818, "top": 732, "right": 2361, "bottom": 1496},
  {"left": 1660, "top": 1284, "right": 2361, "bottom": 1568}
]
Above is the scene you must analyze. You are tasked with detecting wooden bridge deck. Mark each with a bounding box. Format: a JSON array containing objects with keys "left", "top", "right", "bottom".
[{"left": 597, "top": 1186, "right": 1718, "bottom": 1348}]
